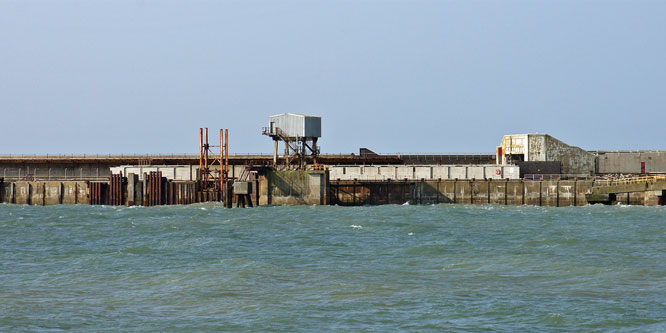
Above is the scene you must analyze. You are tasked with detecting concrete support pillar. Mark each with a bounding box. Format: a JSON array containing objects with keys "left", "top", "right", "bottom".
[
  {"left": 127, "top": 173, "right": 136, "bottom": 206},
  {"left": 142, "top": 178, "right": 148, "bottom": 206}
]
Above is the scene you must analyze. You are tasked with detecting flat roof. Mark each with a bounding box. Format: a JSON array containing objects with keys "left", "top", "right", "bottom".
[{"left": 269, "top": 113, "right": 320, "bottom": 118}]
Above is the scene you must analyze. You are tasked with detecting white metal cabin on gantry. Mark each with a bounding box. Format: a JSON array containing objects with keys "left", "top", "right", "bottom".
[{"left": 267, "top": 113, "right": 321, "bottom": 139}]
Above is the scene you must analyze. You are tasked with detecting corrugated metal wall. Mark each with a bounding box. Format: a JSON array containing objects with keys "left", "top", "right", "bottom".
[{"left": 269, "top": 113, "right": 321, "bottom": 138}]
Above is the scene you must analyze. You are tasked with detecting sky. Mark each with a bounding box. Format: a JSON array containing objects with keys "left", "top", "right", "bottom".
[{"left": 1, "top": 0, "right": 665, "bottom": 155}]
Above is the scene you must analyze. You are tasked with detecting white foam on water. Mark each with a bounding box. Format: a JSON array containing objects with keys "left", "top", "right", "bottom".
[{"left": 350, "top": 225, "right": 363, "bottom": 229}]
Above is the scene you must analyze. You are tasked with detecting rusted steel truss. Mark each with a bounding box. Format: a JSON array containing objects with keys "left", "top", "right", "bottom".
[{"left": 198, "top": 128, "right": 230, "bottom": 204}]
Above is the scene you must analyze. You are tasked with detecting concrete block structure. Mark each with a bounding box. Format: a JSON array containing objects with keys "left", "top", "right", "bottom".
[
  {"left": 259, "top": 170, "right": 328, "bottom": 205},
  {"left": 1, "top": 180, "right": 89, "bottom": 205},
  {"left": 497, "top": 134, "right": 595, "bottom": 175}
]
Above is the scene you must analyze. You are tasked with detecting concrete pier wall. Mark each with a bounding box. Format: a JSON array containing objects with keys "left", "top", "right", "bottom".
[
  {"left": 259, "top": 170, "right": 328, "bottom": 205},
  {"left": 328, "top": 179, "right": 655, "bottom": 207},
  {"left": 1, "top": 181, "right": 89, "bottom": 205},
  {"left": 0, "top": 164, "right": 110, "bottom": 180},
  {"left": 1, "top": 175, "right": 662, "bottom": 207}
]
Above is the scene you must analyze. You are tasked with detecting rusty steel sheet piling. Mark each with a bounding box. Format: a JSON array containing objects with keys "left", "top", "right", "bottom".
[
  {"left": 90, "top": 181, "right": 104, "bottom": 205},
  {"left": 108, "top": 173, "right": 123, "bottom": 206},
  {"left": 146, "top": 171, "right": 164, "bottom": 206}
]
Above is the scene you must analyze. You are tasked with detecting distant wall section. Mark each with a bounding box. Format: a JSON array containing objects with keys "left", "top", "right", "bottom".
[{"left": 596, "top": 151, "right": 666, "bottom": 174}]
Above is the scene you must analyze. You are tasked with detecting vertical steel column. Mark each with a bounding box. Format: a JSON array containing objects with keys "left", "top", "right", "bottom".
[
  {"left": 225, "top": 129, "right": 230, "bottom": 208},
  {"left": 117, "top": 174, "right": 121, "bottom": 205},
  {"left": 109, "top": 176, "right": 113, "bottom": 205},
  {"left": 112, "top": 174, "right": 116, "bottom": 205},
  {"left": 273, "top": 140, "right": 278, "bottom": 166},
  {"left": 148, "top": 172, "right": 152, "bottom": 206},
  {"left": 150, "top": 171, "right": 157, "bottom": 206},
  {"left": 312, "top": 137, "right": 318, "bottom": 165},
  {"left": 220, "top": 129, "right": 224, "bottom": 197},
  {"left": 302, "top": 138, "right": 306, "bottom": 169},
  {"left": 158, "top": 171, "right": 162, "bottom": 206},
  {"left": 204, "top": 128, "right": 209, "bottom": 187},
  {"left": 199, "top": 128, "right": 203, "bottom": 184},
  {"left": 285, "top": 143, "right": 290, "bottom": 170}
]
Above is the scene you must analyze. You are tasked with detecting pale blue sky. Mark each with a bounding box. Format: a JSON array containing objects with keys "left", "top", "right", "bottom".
[{"left": 1, "top": 0, "right": 665, "bottom": 154}]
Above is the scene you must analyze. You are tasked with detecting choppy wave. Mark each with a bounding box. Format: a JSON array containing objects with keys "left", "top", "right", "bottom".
[{"left": 1, "top": 204, "right": 665, "bottom": 331}]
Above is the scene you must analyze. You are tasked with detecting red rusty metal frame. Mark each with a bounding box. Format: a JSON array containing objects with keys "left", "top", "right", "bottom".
[
  {"left": 196, "top": 128, "right": 229, "bottom": 203},
  {"left": 199, "top": 127, "right": 225, "bottom": 195}
]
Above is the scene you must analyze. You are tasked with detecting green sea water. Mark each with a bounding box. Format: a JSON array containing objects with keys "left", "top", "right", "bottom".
[{"left": 1, "top": 203, "right": 665, "bottom": 332}]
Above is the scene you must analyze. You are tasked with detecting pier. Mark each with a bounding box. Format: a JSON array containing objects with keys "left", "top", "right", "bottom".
[{"left": 1, "top": 115, "right": 665, "bottom": 207}]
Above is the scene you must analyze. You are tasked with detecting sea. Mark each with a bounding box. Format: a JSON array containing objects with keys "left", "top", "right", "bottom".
[{"left": 1, "top": 203, "right": 665, "bottom": 332}]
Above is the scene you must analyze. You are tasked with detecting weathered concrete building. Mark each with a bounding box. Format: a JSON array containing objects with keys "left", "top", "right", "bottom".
[
  {"left": 497, "top": 134, "right": 596, "bottom": 176},
  {"left": 595, "top": 151, "right": 666, "bottom": 174}
]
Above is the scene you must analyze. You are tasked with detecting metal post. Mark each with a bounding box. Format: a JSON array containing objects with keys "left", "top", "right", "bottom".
[
  {"left": 199, "top": 128, "right": 203, "bottom": 183},
  {"left": 204, "top": 128, "right": 209, "bottom": 186},
  {"left": 225, "top": 129, "right": 229, "bottom": 180},
  {"left": 225, "top": 129, "right": 229, "bottom": 208},
  {"left": 273, "top": 140, "right": 278, "bottom": 166},
  {"left": 301, "top": 138, "right": 306, "bottom": 169},
  {"left": 220, "top": 129, "right": 224, "bottom": 196},
  {"left": 285, "top": 142, "right": 290, "bottom": 170}
]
